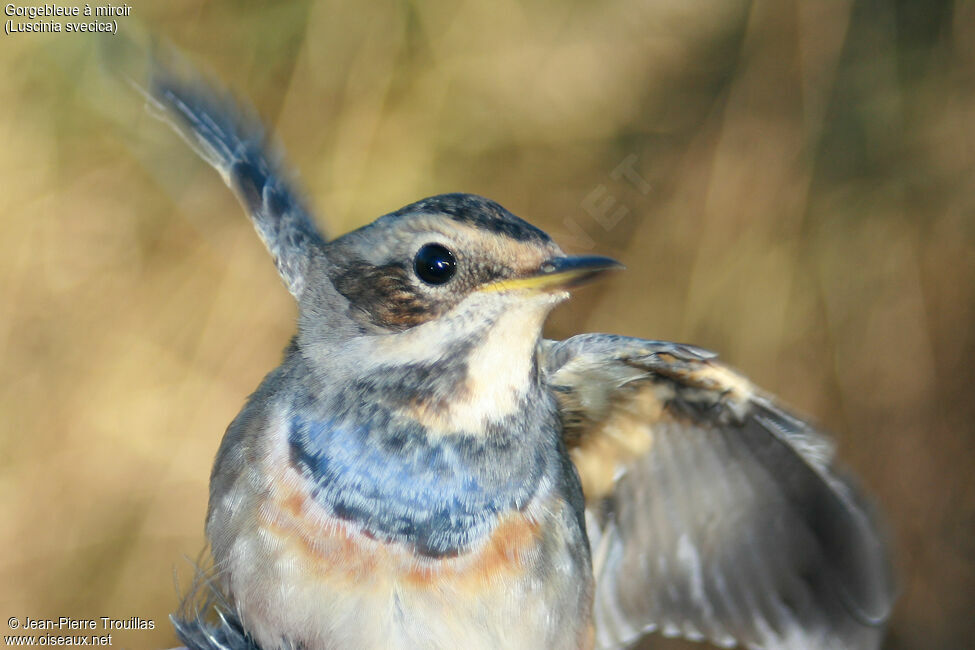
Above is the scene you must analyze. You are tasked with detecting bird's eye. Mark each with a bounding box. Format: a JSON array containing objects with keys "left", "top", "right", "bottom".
[{"left": 413, "top": 243, "right": 456, "bottom": 285}]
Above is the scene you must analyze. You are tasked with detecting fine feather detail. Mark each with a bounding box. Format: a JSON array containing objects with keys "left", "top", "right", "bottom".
[
  {"left": 171, "top": 559, "right": 263, "bottom": 650},
  {"left": 109, "top": 35, "right": 327, "bottom": 300},
  {"left": 543, "top": 334, "right": 895, "bottom": 650}
]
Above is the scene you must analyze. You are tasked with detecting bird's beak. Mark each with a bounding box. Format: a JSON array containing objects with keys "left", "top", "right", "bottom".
[{"left": 481, "top": 255, "right": 624, "bottom": 293}]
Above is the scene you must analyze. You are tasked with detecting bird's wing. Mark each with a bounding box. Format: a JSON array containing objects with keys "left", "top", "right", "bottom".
[
  {"left": 540, "top": 334, "right": 894, "bottom": 650},
  {"left": 114, "top": 39, "right": 326, "bottom": 299}
]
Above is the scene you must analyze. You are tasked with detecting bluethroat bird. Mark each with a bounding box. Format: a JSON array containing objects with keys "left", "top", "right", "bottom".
[{"left": 130, "top": 48, "right": 894, "bottom": 650}]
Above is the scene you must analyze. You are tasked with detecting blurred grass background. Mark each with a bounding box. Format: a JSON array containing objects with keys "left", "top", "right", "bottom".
[{"left": 1, "top": 1, "right": 973, "bottom": 648}]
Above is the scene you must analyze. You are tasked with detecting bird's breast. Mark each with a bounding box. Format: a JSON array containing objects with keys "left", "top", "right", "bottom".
[
  {"left": 208, "top": 396, "right": 594, "bottom": 649},
  {"left": 224, "top": 457, "right": 592, "bottom": 649},
  {"left": 261, "top": 460, "right": 543, "bottom": 588},
  {"left": 287, "top": 412, "right": 546, "bottom": 556}
]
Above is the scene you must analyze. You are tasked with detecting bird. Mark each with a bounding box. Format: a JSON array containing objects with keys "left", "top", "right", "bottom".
[{"left": 129, "top": 47, "right": 894, "bottom": 650}]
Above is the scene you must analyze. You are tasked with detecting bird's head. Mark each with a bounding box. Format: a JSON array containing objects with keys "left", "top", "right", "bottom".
[
  {"left": 309, "top": 193, "right": 620, "bottom": 343},
  {"left": 294, "top": 194, "right": 620, "bottom": 430}
]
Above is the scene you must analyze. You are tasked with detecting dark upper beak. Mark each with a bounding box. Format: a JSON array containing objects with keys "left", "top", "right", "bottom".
[{"left": 481, "top": 255, "right": 623, "bottom": 293}]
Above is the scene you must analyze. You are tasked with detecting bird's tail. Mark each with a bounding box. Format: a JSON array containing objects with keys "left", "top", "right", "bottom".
[
  {"left": 102, "top": 32, "right": 326, "bottom": 300},
  {"left": 171, "top": 553, "right": 262, "bottom": 650}
]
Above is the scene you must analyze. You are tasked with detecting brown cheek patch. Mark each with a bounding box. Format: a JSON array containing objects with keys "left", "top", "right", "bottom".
[{"left": 333, "top": 261, "right": 443, "bottom": 330}]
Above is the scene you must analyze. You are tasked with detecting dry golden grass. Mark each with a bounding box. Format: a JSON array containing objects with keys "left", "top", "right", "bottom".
[{"left": 1, "top": 1, "right": 973, "bottom": 647}]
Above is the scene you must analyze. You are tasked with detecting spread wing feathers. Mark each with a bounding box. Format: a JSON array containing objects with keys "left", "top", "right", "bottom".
[
  {"left": 119, "top": 41, "right": 326, "bottom": 299},
  {"left": 540, "top": 334, "right": 894, "bottom": 650}
]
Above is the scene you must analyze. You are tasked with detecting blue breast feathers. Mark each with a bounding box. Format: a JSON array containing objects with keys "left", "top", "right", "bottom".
[{"left": 288, "top": 412, "right": 546, "bottom": 557}]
